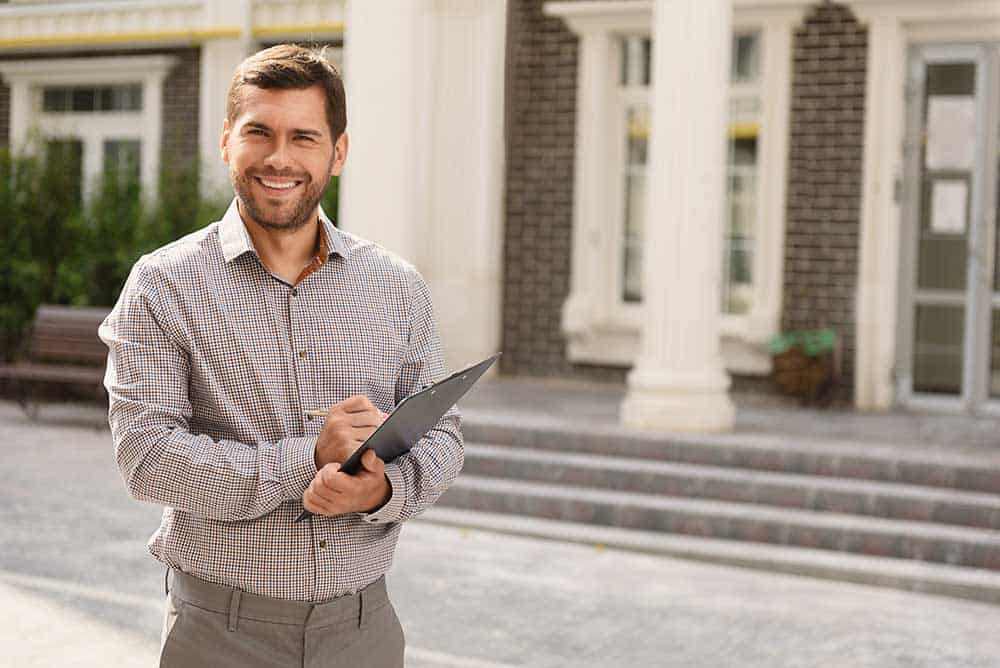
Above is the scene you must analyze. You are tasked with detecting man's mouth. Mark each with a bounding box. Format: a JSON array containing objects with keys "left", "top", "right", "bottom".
[{"left": 254, "top": 175, "right": 304, "bottom": 194}]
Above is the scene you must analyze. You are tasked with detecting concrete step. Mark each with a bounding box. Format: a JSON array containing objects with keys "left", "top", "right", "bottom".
[
  {"left": 439, "top": 475, "right": 1000, "bottom": 570},
  {"left": 461, "top": 415, "right": 1000, "bottom": 493},
  {"left": 462, "top": 443, "right": 1000, "bottom": 530},
  {"left": 418, "top": 507, "right": 1000, "bottom": 606}
]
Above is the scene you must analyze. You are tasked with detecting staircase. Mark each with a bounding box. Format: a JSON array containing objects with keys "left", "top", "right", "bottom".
[{"left": 427, "top": 412, "right": 1000, "bottom": 604}]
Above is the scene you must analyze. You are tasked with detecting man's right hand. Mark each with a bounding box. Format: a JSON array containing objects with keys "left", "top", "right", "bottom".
[{"left": 314, "top": 395, "right": 386, "bottom": 469}]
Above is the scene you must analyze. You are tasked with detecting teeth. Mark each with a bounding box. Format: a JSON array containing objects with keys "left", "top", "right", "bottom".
[{"left": 258, "top": 178, "right": 298, "bottom": 189}]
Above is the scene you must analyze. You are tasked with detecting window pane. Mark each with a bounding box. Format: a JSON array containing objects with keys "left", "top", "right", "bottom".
[
  {"left": 722, "top": 134, "right": 758, "bottom": 315},
  {"left": 112, "top": 84, "right": 142, "bottom": 111},
  {"left": 622, "top": 106, "right": 648, "bottom": 303},
  {"left": 44, "top": 139, "right": 83, "bottom": 208},
  {"left": 732, "top": 33, "right": 760, "bottom": 84},
  {"left": 990, "top": 310, "right": 1000, "bottom": 398},
  {"left": 41, "top": 84, "right": 142, "bottom": 113},
  {"left": 103, "top": 139, "right": 141, "bottom": 186},
  {"left": 71, "top": 88, "right": 96, "bottom": 112},
  {"left": 620, "top": 36, "right": 651, "bottom": 87},
  {"left": 42, "top": 88, "right": 70, "bottom": 112},
  {"left": 913, "top": 304, "right": 964, "bottom": 394}
]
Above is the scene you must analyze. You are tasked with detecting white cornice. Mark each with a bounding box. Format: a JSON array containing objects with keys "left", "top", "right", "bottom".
[
  {"left": 0, "top": 54, "right": 179, "bottom": 84},
  {"left": 545, "top": 0, "right": 1000, "bottom": 30},
  {"left": 0, "top": 0, "right": 201, "bottom": 19}
]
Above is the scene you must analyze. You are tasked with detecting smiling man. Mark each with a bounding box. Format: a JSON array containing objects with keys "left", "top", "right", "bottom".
[{"left": 99, "top": 44, "right": 463, "bottom": 667}]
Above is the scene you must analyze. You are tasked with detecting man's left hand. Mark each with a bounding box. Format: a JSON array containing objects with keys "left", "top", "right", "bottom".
[{"left": 302, "top": 449, "right": 391, "bottom": 516}]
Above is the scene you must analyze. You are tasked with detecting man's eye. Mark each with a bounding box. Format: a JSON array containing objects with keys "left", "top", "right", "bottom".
[
  {"left": 247, "top": 128, "right": 265, "bottom": 135},
  {"left": 296, "top": 135, "right": 316, "bottom": 143}
]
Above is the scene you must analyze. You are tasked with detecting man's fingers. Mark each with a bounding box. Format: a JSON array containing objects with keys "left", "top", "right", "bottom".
[
  {"left": 361, "top": 449, "right": 384, "bottom": 474},
  {"left": 308, "top": 476, "right": 339, "bottom": 505},
  {"left": 319, "top": 462, "right": 343, "bottom": 486},
  {"left": 348, "top": 411, "right": 381, "bottom": 428},
  {"left": 330, "top": 395, "right": 375, "bottom": 414},
  {"left": 303, "top": 488, "right": 331, "bottom": 514}
]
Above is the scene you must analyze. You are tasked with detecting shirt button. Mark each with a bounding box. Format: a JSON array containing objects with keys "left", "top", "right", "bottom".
[
  {"left": 291, "top": 288, "right": 298, "bottom": 297},
  {"left": 306, "top": 414, "right": 313, "bottom": 422},
  {"left": 298, "top": 350, "right": 307, "bottom": 359},
  {"left": 319, "top": 539, "right": 327, "bottom": 549}
]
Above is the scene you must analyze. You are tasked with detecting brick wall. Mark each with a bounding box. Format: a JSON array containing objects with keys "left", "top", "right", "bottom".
[
  {"left": 0, "top": 47, "right": 200, "bottom": 171},
  {"left": 782, "top": 2, "right": 868, "bottom": 398},
  {"left": 503, "top": 0, "right": 626, "bottom": 381},
  {"left": 160, "top": 48, "right": 201, "bottom": 171}
]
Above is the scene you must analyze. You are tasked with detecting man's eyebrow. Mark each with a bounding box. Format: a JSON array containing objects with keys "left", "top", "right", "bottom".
[{"left": 242, "top": 121, "right": 324, "bottom": 137}]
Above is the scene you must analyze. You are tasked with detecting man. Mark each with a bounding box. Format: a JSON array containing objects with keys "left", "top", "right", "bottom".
[{"left": 99, "top": 44, "right": 463, "bottom": 667}]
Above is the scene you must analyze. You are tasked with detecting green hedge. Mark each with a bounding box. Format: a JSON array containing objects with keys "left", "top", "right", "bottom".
[{"left": 0, "top": 143, "right": 339, "bottom": 360}]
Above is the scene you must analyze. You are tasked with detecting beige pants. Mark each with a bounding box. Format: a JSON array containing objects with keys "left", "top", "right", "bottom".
[{"left": 160, "top": 569, "right": 405, "bottom": 668}]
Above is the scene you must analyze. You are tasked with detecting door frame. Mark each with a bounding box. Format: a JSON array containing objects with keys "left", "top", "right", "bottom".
[{"left": 896, "top": 42, "right": 1000, "bottom": 413}]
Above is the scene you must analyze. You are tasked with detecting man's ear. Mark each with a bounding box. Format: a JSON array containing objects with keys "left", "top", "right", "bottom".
[
  {"left": 331, "top": 132, "right": 349, "bottom": 177},
  {"left": 220, "top": 118, "right": 231, "bottom": 164}
]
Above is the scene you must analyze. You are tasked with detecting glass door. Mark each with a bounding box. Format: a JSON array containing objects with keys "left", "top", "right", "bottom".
[{"left": 898, "top": 44, "right": 999, "bottom": 411}]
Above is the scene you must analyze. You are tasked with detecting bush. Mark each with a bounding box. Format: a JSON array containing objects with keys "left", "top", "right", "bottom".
[
  {"left": 0, "top": 139, "right": 343, "bottom": 361},
  {"left": 0, "top": 144, "right": 228, "bottom": 360}
]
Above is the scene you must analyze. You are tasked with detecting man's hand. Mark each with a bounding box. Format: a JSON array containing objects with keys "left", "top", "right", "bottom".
[
  {"left": 302, "top": 449, "right": 391, "bottom": 517},
  {"left": 314, "top": 395, "right": 386, "bottom": 469}
]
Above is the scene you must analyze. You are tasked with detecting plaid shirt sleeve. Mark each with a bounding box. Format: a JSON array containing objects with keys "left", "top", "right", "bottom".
[
  {"left": 100, "top": 259, "right": 318, "bottom": 522},
  {"left": 360, "top": 268, "right": 464, "bottom": 525}
]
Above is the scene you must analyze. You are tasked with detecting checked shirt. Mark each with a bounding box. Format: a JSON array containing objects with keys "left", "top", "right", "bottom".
[{"left": 99, "top": 198, "right": 463, "bottom": 602}]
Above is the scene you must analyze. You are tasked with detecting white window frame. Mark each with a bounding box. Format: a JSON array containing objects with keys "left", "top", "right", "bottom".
[
  {"left": 547, "top": 1, "right": 803, "bottom": 375},
  {"left": 0, "top": 55, "right": 177, "bottom": 201}
]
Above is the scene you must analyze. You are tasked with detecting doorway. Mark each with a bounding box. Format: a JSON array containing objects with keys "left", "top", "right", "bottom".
[{"left": 897, "top": 43, "right": 1000, "bottom": 412}]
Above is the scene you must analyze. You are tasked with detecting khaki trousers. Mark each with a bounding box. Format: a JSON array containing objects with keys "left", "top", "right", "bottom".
[{"left": 160, "top": 569, "right": 405, "bottom": 668}]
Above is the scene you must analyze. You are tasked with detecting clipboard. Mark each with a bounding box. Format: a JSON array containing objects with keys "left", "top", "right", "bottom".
[{"left": 295, "top": 352, "right": 501, "bottom": 522}]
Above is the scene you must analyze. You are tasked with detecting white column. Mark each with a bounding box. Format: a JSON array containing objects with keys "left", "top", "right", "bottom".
[
  {"left": 423, "top": 0, "right": 507, "bottom": 370},
  {"left": 620, "top": 0, "right": 735, "bottom": 431},
  {"left": 340, "top": 0, "right": 505, "bottom": 370},
  {"left": 199, "top": 37, "right": 249, "bottom": 197},
  {"left": 561, "top": 28, "right": 616, "bottom": 356},
  {"left": 855, "top": 15, "right": 904, "bottom": 410},
  {"left": 339, "top": 0, "right": 428, "bottom": 265}
]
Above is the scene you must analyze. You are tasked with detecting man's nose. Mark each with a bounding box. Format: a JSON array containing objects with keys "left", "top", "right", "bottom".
[{"left": 263, "top": 138, "right": 293, "bottom": 169}]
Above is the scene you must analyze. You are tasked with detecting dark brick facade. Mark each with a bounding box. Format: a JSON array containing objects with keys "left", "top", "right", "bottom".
[
  {"left": 782, "top": 2, "right": 868, "bottom": 398},
  {"left": 0, "top": 47, "right": 200, "bottom": 173},
  {"left": 160, "top": 48, "right": 201, "bottom": 171},
  {"left": 503, "top": 0, "right": 627, "bottom": 381}
]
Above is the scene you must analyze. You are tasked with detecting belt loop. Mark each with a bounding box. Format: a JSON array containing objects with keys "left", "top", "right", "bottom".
[
  {"left": 358, "top": 588, "right": 366, "bottom": 630},
  {"left": 164, "top": 567, "right": 170, "bottom": 597},
  {"left": 228, "top": 589, "right": 242, "bottom": 632}
]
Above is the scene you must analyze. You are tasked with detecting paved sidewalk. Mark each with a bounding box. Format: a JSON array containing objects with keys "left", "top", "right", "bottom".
[{"left": 1, "top": 399, "right": 998, "bottom": 666}]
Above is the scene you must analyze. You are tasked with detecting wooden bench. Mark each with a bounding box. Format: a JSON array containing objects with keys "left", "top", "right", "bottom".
[{"left": 0, "top": 304, "right": 111, "bottom": 417}]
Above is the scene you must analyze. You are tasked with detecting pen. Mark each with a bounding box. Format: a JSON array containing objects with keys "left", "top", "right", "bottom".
[{"left": 304, "top": 383, "right": 434, "bottom": 418}]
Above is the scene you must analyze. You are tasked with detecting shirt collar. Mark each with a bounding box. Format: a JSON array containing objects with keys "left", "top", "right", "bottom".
[{"left": 219, "top": 197, "right": 352, "bottom": 264}]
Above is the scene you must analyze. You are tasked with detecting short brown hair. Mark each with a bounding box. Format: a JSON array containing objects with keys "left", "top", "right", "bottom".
[{"left": 226, "top": 43, "right": 347, "bottom": 140}]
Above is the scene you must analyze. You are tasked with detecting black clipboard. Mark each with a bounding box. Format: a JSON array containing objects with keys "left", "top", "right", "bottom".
[{"left": 295, "top": 352, "right": 501, "bottom": 522}]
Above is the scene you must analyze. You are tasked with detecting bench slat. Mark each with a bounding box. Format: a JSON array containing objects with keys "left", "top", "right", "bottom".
[{"left": 0, "top": 362, "right": 105, "bottom": 383}]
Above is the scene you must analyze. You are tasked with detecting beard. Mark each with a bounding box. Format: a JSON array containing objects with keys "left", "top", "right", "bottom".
[{"left": 230, "top": 160, "right": 332, "bottom": 233}]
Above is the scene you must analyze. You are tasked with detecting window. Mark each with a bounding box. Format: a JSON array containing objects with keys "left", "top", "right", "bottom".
[
  {"left": 42, "top": 84, "right": 142, "bottom": 113},
  {"left": 550, "top": 1, "right": 796, "bottom": 374},
  {"left": 103, "top": 139, "right": 141, "bottom": 188},
  {"left": 723, "top": 32, "right": 762, "bottom": 315},
  {"left": 616, "top": 32, "right": 763, "bottom": 315},
  {"left": 619, "top": 36, "right": 651, "bottom": 303},
  {"left": 44, "top": 139, "right": 83, "bottom": 208},
  {"left": 0, "top": 55, "right": 177, "bottom": 202}
]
